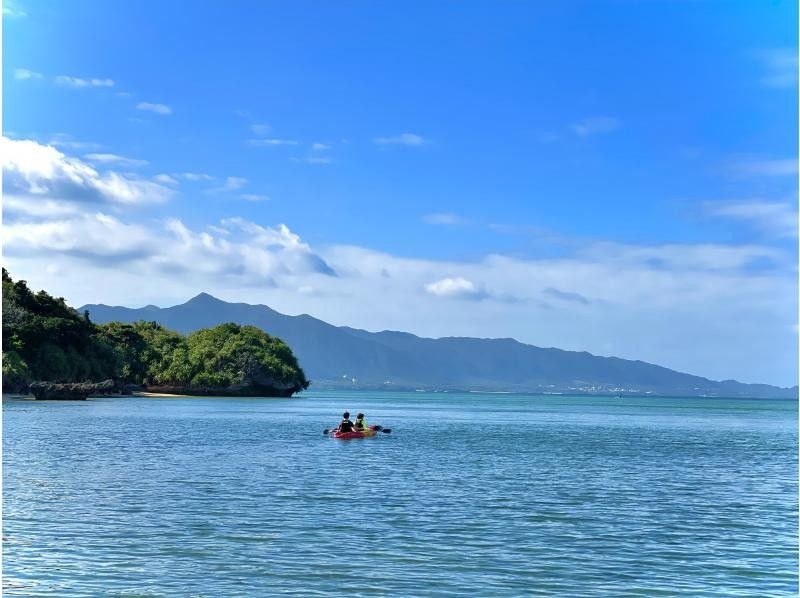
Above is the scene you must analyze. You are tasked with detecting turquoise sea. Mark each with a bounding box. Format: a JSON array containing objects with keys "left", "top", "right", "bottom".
[{"left": 3, "top": 391, "right": 798, "bottom": 596}]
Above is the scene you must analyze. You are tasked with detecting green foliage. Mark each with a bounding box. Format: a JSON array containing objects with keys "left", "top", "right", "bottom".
[
  {"left": 2, "top": 268, "right": 117, "bottom": 385},
  {"left": 2, "top": 351, "right": 31, "bottom": 391},
  {"left": 151, "top": 323, "right": 309, "bottom": 392},
  {"left": 2, "top": 270, "right": 308, "bottom": 395}
]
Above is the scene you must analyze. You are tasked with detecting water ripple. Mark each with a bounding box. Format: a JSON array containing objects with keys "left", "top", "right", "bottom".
[{"left": 3, "top": 392, "right": 797, "bottom": 596}]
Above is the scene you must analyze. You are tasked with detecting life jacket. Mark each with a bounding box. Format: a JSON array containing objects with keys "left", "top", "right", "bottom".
[
  {"left": 354, "top": 418, "right": 368, "bottom": 430},
  {"left": 339, "top": 419, "right": 354, "bottom": 432}
]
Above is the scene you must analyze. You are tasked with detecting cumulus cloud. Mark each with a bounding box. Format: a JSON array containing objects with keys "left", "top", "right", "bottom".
[
  {"left": 1, "top": 137, "right": 173, "bottom": 207},
  {"left": 425, "top": 277, "right": 488, "bottom": 300},
  {"left": 85, "top": 153, "right": 148, "bottom": 168},
  {"left": 240, "top": 193, "right": 270, "bottom": 202},
  {"left": 4, "top": 215, "right": 336, "bottom": 282},
  {"left": 4, "top": 216, "right": 796, "bottom": 384},
  {"left": 4, "top": 213, "right": 156, "bottom": 262},
  {"left": 14, "top": 68, "right": 41, "bottom": 80},
  {"left": 704, "top": 200, "right": 798, "bottom": 238},
  {"left": 571, "top": 116, "right": 621, "bottom": 137},
  {"left": 374, "top": 133, "right": 427, "bottom": 146},
  {"left": 247, "top": 138, "right": 298, "bottom": 146},
  {"left": 136, "top": 102, "right": 173, "bottom": 115},
  {"left": 312, "top": 143, "right": 331, "bottom": 151},
  {"left": 55, "top": 75, "right": 115, "bottom": 88}
]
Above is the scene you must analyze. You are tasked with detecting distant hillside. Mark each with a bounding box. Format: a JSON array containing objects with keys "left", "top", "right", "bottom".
[{"left": 80, "top": 293, "right": 797, "bottom": 398}]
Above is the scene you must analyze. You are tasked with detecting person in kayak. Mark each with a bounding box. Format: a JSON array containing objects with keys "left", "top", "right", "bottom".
[
  {"left": 353, "top": 413, "right": 368, "bottom": 431},
  {"left": 337, "top": 411, "right": 355, "bottom": 433}
]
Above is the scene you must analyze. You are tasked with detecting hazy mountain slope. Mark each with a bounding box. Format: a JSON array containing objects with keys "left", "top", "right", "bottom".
[{"left": 80, "top": 294, "right": 796, "bottom": 398}]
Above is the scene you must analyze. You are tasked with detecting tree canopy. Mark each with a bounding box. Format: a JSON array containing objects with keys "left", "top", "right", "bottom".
[{"left": 2, "top": 270, "right": 309, "bottom": 396}]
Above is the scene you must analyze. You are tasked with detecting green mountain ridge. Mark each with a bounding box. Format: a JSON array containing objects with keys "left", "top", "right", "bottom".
[{"left": 80, "top": 292, "right": 797, "bottom": 398}]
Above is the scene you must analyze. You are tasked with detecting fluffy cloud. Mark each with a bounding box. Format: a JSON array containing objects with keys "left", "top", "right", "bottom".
[
  {"left": 374, "top": 133, "right": 427, "bottom": 146},
  {"left": 3, "top": 214, "right": 335, "bottom": 284},
  {"left": 4, "top": 217, "right": 796, "bottom": 384},
  {"left": 136, "top": 102, "right": 173, "bottom": 115},
  {"left": 704, "top": 200, "right": 798, "bottom": 238},
  {"left": 1, "top": 137, "right": 173, "bottom": 207},
  {"left": 425, "top": 277, "right": 488, "bottom": 300},
  {"left": 1, "top": 139, "right": 795, "bottom": 386},
  {"left": 55, "top": 75, "right": 115, "bottom": 88}
]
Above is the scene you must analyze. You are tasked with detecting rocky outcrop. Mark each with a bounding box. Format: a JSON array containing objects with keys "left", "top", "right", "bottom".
[
  {"left": 143, "top": 381, "right": 301, "bottom": 398},
  {"left": 29, "top": 379, "right": 115, "bottom": 400}
]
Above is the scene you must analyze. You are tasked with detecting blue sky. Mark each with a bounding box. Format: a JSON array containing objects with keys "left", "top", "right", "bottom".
[{"left": 3, "top": 0, "right": 797, "bottom": 386}]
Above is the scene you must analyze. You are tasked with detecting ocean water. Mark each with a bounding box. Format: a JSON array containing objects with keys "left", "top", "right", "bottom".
[{"left": 3, "top": 391, "right": 797, "bottom": 596}]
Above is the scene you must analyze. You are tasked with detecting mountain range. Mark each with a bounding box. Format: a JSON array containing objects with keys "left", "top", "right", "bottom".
[{"left": 79, "top": 293, "right": 797, "bottom": 398}]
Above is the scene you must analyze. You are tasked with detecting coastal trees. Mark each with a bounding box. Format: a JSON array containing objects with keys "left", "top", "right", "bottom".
[
  {"left": 154, "top": 323, "right": 310, "bottom": 394},
  {"left": 2, "top": 270, "right": 309, "bottom": 396},
  {"left": 2, "top": 268, "right": 117, "bottom": 386}
]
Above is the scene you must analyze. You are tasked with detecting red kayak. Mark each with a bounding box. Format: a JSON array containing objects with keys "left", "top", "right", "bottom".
[{"left": 333, "top": 425, "right": 378, "bottom": 439}]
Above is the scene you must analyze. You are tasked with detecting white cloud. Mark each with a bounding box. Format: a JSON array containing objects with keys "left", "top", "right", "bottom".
[
  {"left": 14, "top": 68, "right": 41, "bottom": 80},
  {"left": 704, "top": 200, "right": 798, "bottom": 238},
  {"left": 240, "top": 193, "right": 270, "bottom": 202},
  {"left": 55, "top": 75, "right": 115, "bottom": 88},
  {"left": 306, "top": 156, "right": 331, "bottom": 164},
  {"left": 154, "top": 174, "right": 179, "bottom": 185},
  {"left": 4, "top": 213, "right": 156, "bottom": 260},
  {"left": 423, "top": 212, "right": 464, "bottom": 225},
  {"left": 85, "top": 153, "right": 148, "bottom": 168},
  {"left": 425, "top": 277, "right": 488, "bottom": 300},
  {"left": 136, "top": 102, "right": 173, "bottom": 115},
  {"left": 312, "top": 143, "right": 331, "bottom": 151},
  {"left": 208, "top": 176, "right": 248, "bottom": 193},
  {"left": 756, "top": 48, "right": 798, "bottom": 88},
  {"left": 47, "top": 134, "right": 102, "bottom": 150},
  {"left": 1, "top": 137, "right": 173, "bottom": 207},
  {"left": 4, "top": 215, "right": 796, "bottom": 385},
  {"left": 373, "top": 133, "right": 427, "bottom": 146},
  {"left": 4, "top": 215, "right": 336, "bottom": 282},
  {"left": 571, "top": 117, "right": 620, "bottom": 137},
  {"left": 247, "top": 138, "right": 298, "bottom": 146},
  {"left": 176, "top": 172, "right": 215, "bottom": 182},
  {"left": 726, "top": 157, "right": 798, "bottom": 178}
]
